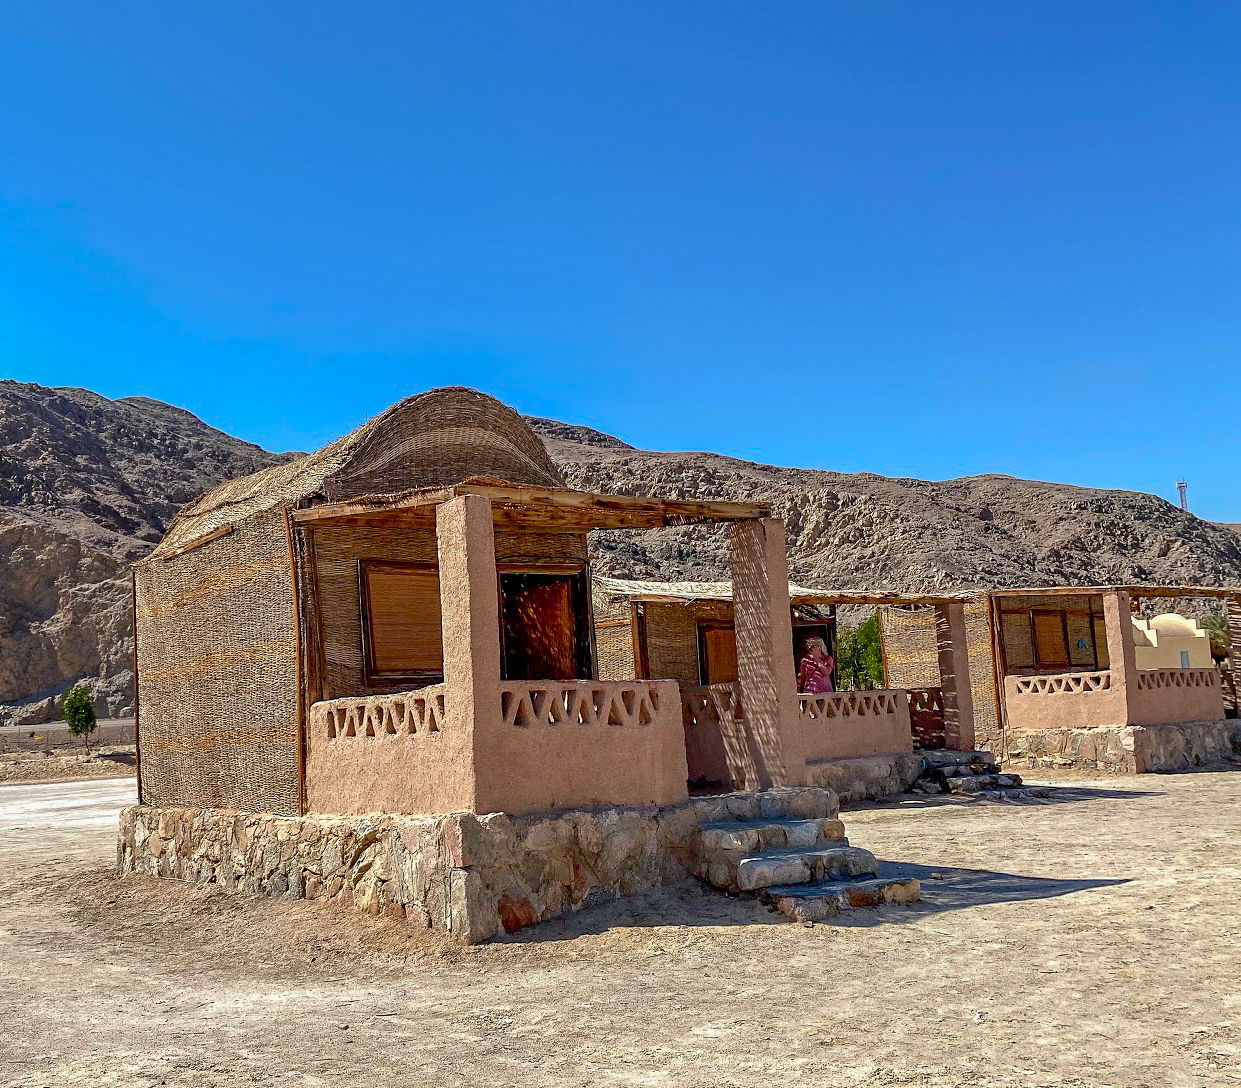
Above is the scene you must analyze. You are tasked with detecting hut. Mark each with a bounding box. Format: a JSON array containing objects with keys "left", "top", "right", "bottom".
[
  {"left": 593, "top": 579, "right": 983, "bottom": 792},
  {"left": 883, "top": 585, "right": 1241, "bottom": 772},
  {"left": 132, "top": 388, "right": 802, "bottom": 818}
]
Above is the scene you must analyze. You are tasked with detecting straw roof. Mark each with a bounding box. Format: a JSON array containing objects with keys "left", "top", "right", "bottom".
[
  {"left": 148, "top": 387, "right": 565, "bottom": 559},
  {"left": 592, "top": 577, "right": 967, "bottom": 607}
]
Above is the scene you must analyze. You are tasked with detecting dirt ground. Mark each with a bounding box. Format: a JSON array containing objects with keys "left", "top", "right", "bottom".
[
  {"left": 2, "top": 773, "right": 1239, "bottom": 1088},
  {"left": 0, "top": 744, "right": 136, "bottom": 784}
]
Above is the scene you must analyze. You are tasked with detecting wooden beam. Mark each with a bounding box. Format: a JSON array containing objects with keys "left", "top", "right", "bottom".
[{"left": 157, "top": 523, "right": 234, "bottom": 560}]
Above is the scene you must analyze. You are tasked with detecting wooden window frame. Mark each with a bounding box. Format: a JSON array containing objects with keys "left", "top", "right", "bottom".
[
  {"left": 358, "top": 559, "right": 445, "bottom": 686},
  {"left": 496, "top": 561, "right": 596, "bottom": 682},
  {"left": 1000, "top": 601, "right": 1104, "bottom": 674}
]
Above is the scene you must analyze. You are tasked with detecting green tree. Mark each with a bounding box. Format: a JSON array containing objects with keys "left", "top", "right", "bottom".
[
  {"left": 835, "top": 616, "right": 886, "bottom": 691},
  {"left": 62, "top": 685, "right": 97, "bottom": 751},
  {"left": 1203, "top": 613, "right": 1231, "bottom": 659}
]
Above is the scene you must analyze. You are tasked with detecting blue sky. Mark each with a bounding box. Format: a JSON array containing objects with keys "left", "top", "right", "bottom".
[{"left": 2, "top": 2, "right": 1238, "bottom": 520}]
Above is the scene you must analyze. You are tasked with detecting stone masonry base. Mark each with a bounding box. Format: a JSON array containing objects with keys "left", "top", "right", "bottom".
[
  {"left": 1004, "top": 719, "right": 1241, "bottom": 774},
  {"left": 805, "top": 753, "right": 922, "bottom": 804},
  {"left": 116, "top": 787, "right": 842, "bottom": 944}
]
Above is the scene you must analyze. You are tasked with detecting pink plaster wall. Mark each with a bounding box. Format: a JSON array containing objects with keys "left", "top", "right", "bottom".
[
  {"left": 1130, "top": 669, "right": 1226, "bottom": 726},
  {"left": 800, "top": 691, "right": 914, "bottom": 761},
  {"left": 474, "top": 680, "right": 689, "bottom": 813}
]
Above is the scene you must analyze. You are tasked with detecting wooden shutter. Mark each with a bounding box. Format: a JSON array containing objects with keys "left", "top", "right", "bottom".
[
  {"left": 700, "top": 624, "right": 739, "bottom": 686},
  {"left": 361, "top": 563, "right": 443, "bottom": 680},
  {"left": 1032, "top": 611, "right": 1070, "bottom": 668}
]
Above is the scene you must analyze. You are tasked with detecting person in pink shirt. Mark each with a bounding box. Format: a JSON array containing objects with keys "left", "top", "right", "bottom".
[{"left": 798, "top": 637, "right": 836, "bottom": 694}]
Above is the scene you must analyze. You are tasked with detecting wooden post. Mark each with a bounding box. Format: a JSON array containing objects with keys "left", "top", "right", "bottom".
[
  {"left": 1227, "top": 595, "right": 1241, "bottom": 714},
  {"left": 934, "top": 601, "right": 976, "bottom": 752},
  {"left": 130, "top": 568, "right": 143, "bottom": 805}
]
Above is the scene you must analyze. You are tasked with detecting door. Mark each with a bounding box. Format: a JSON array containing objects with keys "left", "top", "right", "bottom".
[{"left": 499, "top": 569, "right": 592, "bottom": 681}]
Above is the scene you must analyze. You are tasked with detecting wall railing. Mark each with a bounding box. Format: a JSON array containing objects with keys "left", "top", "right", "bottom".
[
  {"left": 1011, "top": 671, "right": 1112, "bottom": 696},
  {"left": 798, "top": 689, "right": 903, "bottom": 720},
  {"left": 311, "top": 685, "right": 447, "bottom": 740},
  {"left": 499, "top": 680, "right": 666, "bottom": 728},
  {"left": 1135, "top": 668, "right": 1219, "bottom": 692}
]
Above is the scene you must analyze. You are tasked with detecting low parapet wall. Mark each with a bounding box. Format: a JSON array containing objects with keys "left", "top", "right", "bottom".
[
  {"left": 798, "top": 690, "right": 913, "bottom": 761},
  {"left": 1131, "top": 669, "right": 1225, "bottom": 727},
  {"left": 306, "top": 680, "right": 688, "bottom": 816},
  {"left": 116, "top": 786, "right": 842, "bottom": 944},
  {"left": 1004, "top": 671, "right": 1127, "bottom": 731}
]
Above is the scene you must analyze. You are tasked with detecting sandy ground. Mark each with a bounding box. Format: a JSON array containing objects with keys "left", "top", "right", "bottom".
[
  {"left": 1, "top": 774, "right": 1239, "bottom": 1088},
  {"left": 0, "top": 744, "right": 136, "bottom": 784}
]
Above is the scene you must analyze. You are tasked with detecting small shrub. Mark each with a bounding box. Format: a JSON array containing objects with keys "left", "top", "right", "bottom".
[
  {"left": 836, "top": 615, "right": 886, "bottom": 691},
  {"left": 62, "top": 685, "right": 97, "bottom": 750}
]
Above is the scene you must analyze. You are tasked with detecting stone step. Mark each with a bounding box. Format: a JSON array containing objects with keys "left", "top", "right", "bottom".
[
  {"left": 733, "top": 845, "right": 878, "bottom": 892},
  {"left": 761, "top": 876, "right": 922, "bottom": 922},
  {"left": 945, "top": 772, "right": 1024, "bottom": 793},
  {"left": 694, "top": 817, "right": 846, "bottom": 854},
  {"left": 921, "top": 750, "right": 1000, "bottom": 772}
]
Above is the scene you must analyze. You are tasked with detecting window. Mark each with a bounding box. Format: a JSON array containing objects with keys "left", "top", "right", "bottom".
[
  {"left": 360, "top": 561, "right": 443, "bottom": 683},
  {"left": 499, "top": 566, "right": 593, "bottom": 681},
  {"left": 1000, "top": 600, "right": 1104, "bottom": 673},
  {"left": 697, "top": 621, "right": 739, "bottom": 686},
  {"left": 1181, "top": 650, "right": 1191, "bottom": 669}
]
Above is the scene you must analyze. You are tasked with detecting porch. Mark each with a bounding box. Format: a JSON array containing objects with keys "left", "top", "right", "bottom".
[
  {"left": 997, "top": 588, "right": 1234, "bottom": 737},
  {"left": 287, "top": 481, "right": 802, "bottom": 815}
]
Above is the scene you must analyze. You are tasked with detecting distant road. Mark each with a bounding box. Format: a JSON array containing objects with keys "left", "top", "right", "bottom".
[{"left": 0, "top": 717, "right": 135, "bottom": 743}]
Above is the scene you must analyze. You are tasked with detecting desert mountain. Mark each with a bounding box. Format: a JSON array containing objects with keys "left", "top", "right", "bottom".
[
  {"left": 0, "top": 381, "right": 291, "bottom": 725},
  {"left": 528, "top": 420, "right": 1241, "bottom": 592},
  {"left": 1, "top": 383, "right": 1238, "bottom": 725}
]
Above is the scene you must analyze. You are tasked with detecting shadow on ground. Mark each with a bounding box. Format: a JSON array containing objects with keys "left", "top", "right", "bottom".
[
  {"left": 843, "top": 784, "right": 1165, "bottom": 814},
  {"left": 497, "top": 861, "right": 1129, "bottom": 944}
]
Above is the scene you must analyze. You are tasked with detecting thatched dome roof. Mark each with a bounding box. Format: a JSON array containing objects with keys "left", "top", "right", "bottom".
[{"left": 149, "top": 387, "right": 564, "bottom": 558}]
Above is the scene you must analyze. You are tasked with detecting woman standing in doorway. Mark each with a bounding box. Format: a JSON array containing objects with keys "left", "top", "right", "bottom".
[{"left": 798, "top": 636, "right": 836, "bottom": 694}]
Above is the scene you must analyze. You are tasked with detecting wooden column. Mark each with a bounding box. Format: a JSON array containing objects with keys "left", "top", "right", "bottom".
[
  {"left": 729, "top": 518, "right": 804, "bottom": 788},
  {"left": 436, "top": 495, "right": 501, "bottom": 812},
  {"left": 1102, "top": 590, "right": 1138, "bottom": 725},
  {"left": 934, "top": 601, "right": 976, "bottom": 752},
  {"left": 1226, "top": 596, "right": 1241, "bottom": 714}
]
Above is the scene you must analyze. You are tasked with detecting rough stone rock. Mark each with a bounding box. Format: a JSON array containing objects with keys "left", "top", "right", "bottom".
[
  {"left": 1005, "top": 721, "right": 1241, "bottom": 774},
  {"left": 117, "top": 786, "right": 844, "bottom": 944}
]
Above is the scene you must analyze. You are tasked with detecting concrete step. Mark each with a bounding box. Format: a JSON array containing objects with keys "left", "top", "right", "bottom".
[
  {"left": 761, "top": 875, "right": 922, "bottom": 922},
  {"left": 695, "top": 817, "right": 846, "bottom": 854}
]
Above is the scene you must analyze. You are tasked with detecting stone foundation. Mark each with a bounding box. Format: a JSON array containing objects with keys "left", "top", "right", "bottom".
[
  {"left": 1004, "top": 720, "right": 1241, "bottom": 775},
  {"left": 805, "top": 752, "right": 921, "bottom": 804},
  {"left": 116, "top": 787, "right": 841, "bottom": 944}
]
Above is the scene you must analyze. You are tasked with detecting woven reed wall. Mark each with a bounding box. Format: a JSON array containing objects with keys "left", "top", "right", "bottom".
[
  {"left": 644, "top": 600, "right": 733, "bottom": 687},
  {"left": 880, "top": 600, "right": 1002, "bottom": 750},
  {"left": 963, "top": 596, "right": 1001, "bottom": 748},
  {"left": 878, "top": 607, "right": 941, "bottom": 689},
  {"left": 135, "top": 509, "right": 301, "bottom": 814},
  {"left": 311, "top": 523, "right": 589, "bottom": 699},
  {"left": 593, "top": 592, "right": 636, "bottom": 681}
]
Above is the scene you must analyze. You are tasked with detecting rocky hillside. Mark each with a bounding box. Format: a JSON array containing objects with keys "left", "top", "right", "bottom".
[
  {"left": 0, "top": 382, "right": 290, "bottom": 726},
  {"left": 1, "top": 384, "right": 1238, "bottom": 726},
  {"left": 527, "top": 420, "right": 1241, "bottom": 592}
]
